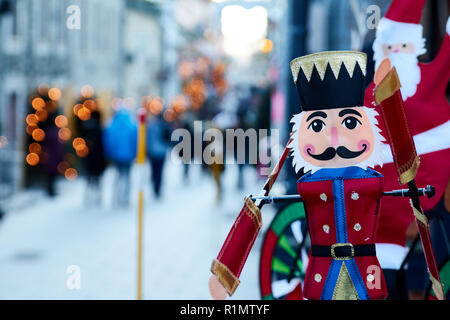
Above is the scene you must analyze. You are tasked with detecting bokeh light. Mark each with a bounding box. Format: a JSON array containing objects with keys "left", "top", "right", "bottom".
[
  {"left": 32, "top": 97, "right": 46, "bottom": 110},
  {"left": 75, "top": 145, "right": 89, "bottom": 158},
  {"left": 163, "top": 109, "right": 176, "bottom": 122},
  {"left": 26, "top": 125, "right": 37, "bottom": 136},
  {"left": 48, "top": 88, "right": 62, "bottom": 101},
  {"left": 72, "top": 137, "right": 86, "bottom": 150},
  {"left": 81, "top": 85, "right": 94, "bottom": 99},
  {"left": 146, "top": 97, "right": 164, "bottom": 115},
  {"left": 73, "top": 104, "right": 82, "bottom": 116},
  {"left": 83, "top": 99, "right": 97, "bottom": 111},
  {"left": 55, "top": 115, "right": 68, "bottom": 128},
  {"left": 26, "top": 153, "right": 40, "bottom": 166},
  {"left": 32, "top": 128, "right": 46, "bottom": 142},
  {"left": 0, "top": 136, "right": 8, "bottom": 149},
  {"left": 26, "top": 114, "right": 39, "bottom": 126},
  {"left": 28, "top": 142, "right": 42, "bottom": 154},
  {"left": 58, "top": 128, "right": 72, "bottom": 141},
  {"left": 64, "top": 168, "right": 78, "bottom": 180},
  {"left": 35, "top": 109, "right": 48, "bottom": 122},
  {"left": 260, "top": 38, "right": 273, "bottom": 54},
  {"left": 172, "top": 95, "right": 187, "bottom": 114},
  {"left": 77, "top": 107, "right": 91, "bottom": 121}
]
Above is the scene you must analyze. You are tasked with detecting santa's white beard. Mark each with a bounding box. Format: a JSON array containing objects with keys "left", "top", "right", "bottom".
[{"left": 375, "top": 52, "right": 421, "bottom": 101}]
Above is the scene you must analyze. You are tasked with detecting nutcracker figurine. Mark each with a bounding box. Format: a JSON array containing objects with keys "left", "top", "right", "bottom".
[{"left": 209, "top": 51, "right": 440, "bottom": 300}]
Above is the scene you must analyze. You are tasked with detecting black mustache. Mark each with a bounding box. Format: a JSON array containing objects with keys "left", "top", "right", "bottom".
[{"left": 307, "top": 144, "right": 367, "bottom": 161}]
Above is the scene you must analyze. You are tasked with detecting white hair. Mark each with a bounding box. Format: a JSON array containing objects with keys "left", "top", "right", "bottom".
[
  {"left": 373, "top": 18, "right": 426, "bottom": 65},
  {"left": 373, "top": 19, "right": 426, "bottom": 100},
  {"left": 288, "top": 107, "right": 386, "bottom": 174}
]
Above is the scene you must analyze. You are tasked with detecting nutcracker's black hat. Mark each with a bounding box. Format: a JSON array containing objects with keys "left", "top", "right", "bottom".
[{"left": 290, "top": 51, "right": 367, "bottom": 111}]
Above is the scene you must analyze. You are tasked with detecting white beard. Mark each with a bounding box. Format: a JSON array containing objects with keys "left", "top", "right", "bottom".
[{"left": 375, "top": 52, "right": 421, "bottom": 101}]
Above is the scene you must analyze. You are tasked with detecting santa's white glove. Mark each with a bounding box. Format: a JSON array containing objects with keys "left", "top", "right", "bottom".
[{"left": 447, "top": 16, "right": 450, "bottom": 35}]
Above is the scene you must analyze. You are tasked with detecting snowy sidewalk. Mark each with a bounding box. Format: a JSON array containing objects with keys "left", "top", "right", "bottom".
[{"left": 0, "top": 162, "right": 276, "bottom": 299}]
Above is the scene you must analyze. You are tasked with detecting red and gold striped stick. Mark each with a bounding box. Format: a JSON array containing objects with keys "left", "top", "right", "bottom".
[
  {"left": 374, "top": 68, "right": 444, "bottom": 300},
  {"left": 211, "top": 138, "right": 293, "bottom": 296}
]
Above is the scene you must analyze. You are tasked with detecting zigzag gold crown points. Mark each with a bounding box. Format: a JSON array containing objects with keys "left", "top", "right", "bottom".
[{"left": 290, "top": 51, "right": 367, "bottom": 82}]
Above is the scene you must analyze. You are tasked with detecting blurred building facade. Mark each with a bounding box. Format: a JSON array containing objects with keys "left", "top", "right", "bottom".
[
  {"left": 0, "top": 0, "right": 164, "bottom": 193},
  {"left": 124, "top": 0, "right": 163, "bottom": 105}
]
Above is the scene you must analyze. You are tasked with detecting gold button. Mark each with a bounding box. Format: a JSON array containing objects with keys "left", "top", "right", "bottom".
[
  {"left": 320, "top": 193, "right": 327, "bottom": 202},
  {"left": 351, "top": 192, "right": 359, "bottom": 200},
  {"left": 314, "top": 273, "right": 322, "bottom": 282},
  {"left": 323, "top": 225, "right": 330, "bottom": 234},
  {"left": 354, "top": 223, "right": 361, "bottom": 231},
  {"left": 367, "top": 274, "right": 375, "bottom": 282}
]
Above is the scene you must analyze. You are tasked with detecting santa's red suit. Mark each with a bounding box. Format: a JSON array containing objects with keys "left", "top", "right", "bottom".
[{"left": 364, "top": 0, "right": 450, "bottom": 266}]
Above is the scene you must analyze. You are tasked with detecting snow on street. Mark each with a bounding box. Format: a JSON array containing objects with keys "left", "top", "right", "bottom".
[{"left": 0, "top": 161, "right": 276, "bottom": 299}]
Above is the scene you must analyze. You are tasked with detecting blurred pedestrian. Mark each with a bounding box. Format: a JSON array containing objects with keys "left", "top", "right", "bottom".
[
  {"left": 103, "top": 108, "right": 137, "bottom": 207},
  {"left": 41, "top": 112, "right": 64, "bottom": 197},
  {"left": 209, "top": 139, "right": 224, "bottom": 203},
  {"left": 234, "top": 94, "right": 253, "bottom": 190},
  {"left": 176, "top": 113, "right": 194, "bottom": 183},
  {"left": 75, "top": 101, "right": 106, "bottom": 205},
  {"left": 208, "top": 116, "right": 228, "bottom": 203},
  {"left": 147, "top": 113, "right": 170, "bottom": 199}
]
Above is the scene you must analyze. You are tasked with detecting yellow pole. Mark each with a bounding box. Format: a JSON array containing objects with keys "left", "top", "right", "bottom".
[
  {"left": 136, "top": 108, "right": 146, "bottom": 300},
  {"left": 137, "top": 190, "right": 143, "bottom": 300}
]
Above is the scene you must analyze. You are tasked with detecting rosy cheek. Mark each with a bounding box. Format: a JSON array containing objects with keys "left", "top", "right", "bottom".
[
  {"left": 358, "top": 140, "right": 370, "bottom": 152},
  {"left": 304, "top": 144, "right": 315, "bottom": 155}
]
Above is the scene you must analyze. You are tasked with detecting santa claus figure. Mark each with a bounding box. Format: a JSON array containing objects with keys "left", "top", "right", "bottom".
[{"left": 364, "top": 0, "right": 450, "bottom": 289}]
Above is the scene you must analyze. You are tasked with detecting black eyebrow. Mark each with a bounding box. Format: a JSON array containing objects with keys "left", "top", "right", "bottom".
[
  {"left": 338, "top": 109, "right": 362, "bottom": 118},
  {"left": 306, "top": 111, "right": 327, "bottom": 122}
]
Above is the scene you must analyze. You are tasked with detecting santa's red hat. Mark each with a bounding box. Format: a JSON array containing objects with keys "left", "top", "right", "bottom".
[{"left": 376, "top": 0, "right": 426, "bottom": 44}]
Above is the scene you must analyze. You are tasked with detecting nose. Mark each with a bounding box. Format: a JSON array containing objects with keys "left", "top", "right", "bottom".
[
  {"left": 331, "top": 127, "right": 339, "bottom": 146},
  {"left": 393, "top": 49, "right": 399, "bottom": 53}
]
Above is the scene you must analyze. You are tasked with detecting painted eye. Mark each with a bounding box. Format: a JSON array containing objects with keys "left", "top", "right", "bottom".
[
  {"left": 387, "top": 45, "right": 392, "bottom": 50},
  {"left": 342, "top": 116, "right": 361, "bottom": 130},
  {"left": 402, "top": 44, "right": 407, "bottom": 48},
  {"left": 308, "top": 119, "right": 325, "bottom": 133}
]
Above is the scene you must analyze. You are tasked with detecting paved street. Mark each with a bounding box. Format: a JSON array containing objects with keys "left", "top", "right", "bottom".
[{"left": 0, "top": 162, "right": 276, "bottom": 299}]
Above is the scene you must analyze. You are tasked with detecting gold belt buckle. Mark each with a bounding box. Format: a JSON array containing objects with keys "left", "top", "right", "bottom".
[{"left": 331, "top": 243, "right": 354, "bottom": 260}]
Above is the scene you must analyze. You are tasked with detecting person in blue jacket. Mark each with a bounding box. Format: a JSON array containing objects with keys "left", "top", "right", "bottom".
[{"left": 103, "top": 107, "right": 137, "bottom": 207}]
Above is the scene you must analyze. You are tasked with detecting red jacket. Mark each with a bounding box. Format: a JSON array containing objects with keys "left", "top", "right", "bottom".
[
  {"left": 298, "top": 167, "right": 387, "bottom": 300},
  {"left": 212, "top": 166, "right": 388, "bottom": 300}
]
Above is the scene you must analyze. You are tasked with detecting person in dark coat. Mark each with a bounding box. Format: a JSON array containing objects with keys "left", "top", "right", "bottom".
[
  {"left": 41, "top": 112, "right": 64, "bottom": 196},
  {"left": 147, "top": 114, "right": 170, "bottom": 198},
  {"left": 75, "top": 101, "right": 106, "bottom": 204}
]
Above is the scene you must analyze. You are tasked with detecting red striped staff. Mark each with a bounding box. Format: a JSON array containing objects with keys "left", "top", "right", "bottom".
[
  {"left": 210, "top": 138, "right": 292, "bottom": 298},
  {"left": 374, "top": 68, "right": 444, "bottom": 300}
]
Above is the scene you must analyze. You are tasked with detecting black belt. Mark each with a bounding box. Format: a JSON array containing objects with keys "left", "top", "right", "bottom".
[{"left": 311, "top": 243, "right": 376, "bottom": 260}]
